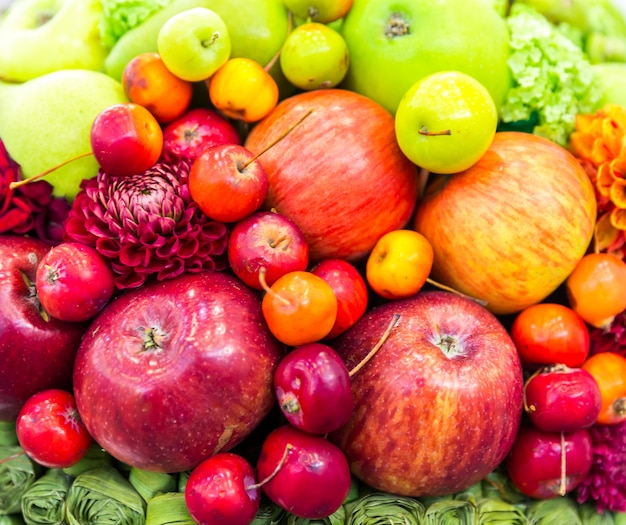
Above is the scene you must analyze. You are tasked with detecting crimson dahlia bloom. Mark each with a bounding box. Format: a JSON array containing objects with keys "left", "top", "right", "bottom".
[
  {"left": 577, "top": 420, "right": 626, "bottom": 513},
  {"left": 0, "top": 139, "right": 69, "bottom": 244},
  {"left": 63, "top": 160, "right": 229, "bottom": 289}
]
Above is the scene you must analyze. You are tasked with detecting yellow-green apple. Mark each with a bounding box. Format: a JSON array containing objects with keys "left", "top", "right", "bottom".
[
  {"left": 73, "top": 271, "right": 285, "bottom": 473},
  {"left": 0, "top": 0, "right": 108, "bottom": 82},
  {"left": 339, "top": 0, "right": 511, "bottom": 115},
  {"left": 414, "top": 131, "right": 597, "bottom": 315},
  {"left": 329, "top": 290, "right": 524, "bottom": 497},
  {"left": 157, "top": 7, "right": 231, "bottom": 82},
  {"left": 395, "top": 71, "right": 498, "bottom": 174},
  {"left": 244, "top": 89, "right": 420, "bottom": 262}
]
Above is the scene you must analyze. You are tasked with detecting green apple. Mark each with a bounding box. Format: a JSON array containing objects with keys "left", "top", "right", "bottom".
[
  {"left": 339, "top": 0, "right": 512, "bottom": 115},
  {"left": 157, "top": 7, "right": 231, "bottom": 82},
  {"left": 280, "top": 22, "right": 349, "bottom": 90},
  {"left": 395, "top": 71, "right": 498, "bottom": 174},
  {"left": 0, "top": 0, "right": 108, "bottom": 82},
  {"left": 0, "top": 70, "right": 129, "bottom": 201}
]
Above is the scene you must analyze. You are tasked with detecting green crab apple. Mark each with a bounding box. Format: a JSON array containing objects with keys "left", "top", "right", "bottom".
[
  {"left": 283, "top": 0, "right": 354, "bottom": 23},
  {"left": 280, "top": 22, "right": 349, "bottom": 90},
  {"left": 157, "top": 7, "right": 231, "bottom": 82},
  {"left": 339, "top": 0, "right": 512, "bottom": 115},
  {"left": 395, "top": 71, "right": 498, "bottom": 174}
]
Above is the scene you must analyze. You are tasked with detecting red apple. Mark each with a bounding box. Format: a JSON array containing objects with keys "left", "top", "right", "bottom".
[
  {"left": 244, "top": 88, "right": 419, "bottom": 262},
  {"left": 329, "top": 290, "right": 524, "bottom": 497},
  {"left": 228, "top": 211, "right": 309, "bottom": 290},
  {"left": 189, "top": 143, "right": 269, "bottom": 223},
  {"left": 90, "top": 102, "right": 163, "bottom": 176},
  {"left": 161, "top": 107, "right": 241, "bottom": 164},
  {"left": 0, "top": 235, "right": 87, "bottom": 421},
  {"left": 73, "top": 271, "right": 285, "bottom": 472},
  {"left": 310, "top": 259, "right": 368, "bottom": 339},
  {"left": 414, "top": 131, "right": 597, "bottom": 315},
  {"left": 35, "top": 241, "right": 116, "bottom": 322},
  {"left": 506, "top": 424, "right": 593, "bottom": 499}
]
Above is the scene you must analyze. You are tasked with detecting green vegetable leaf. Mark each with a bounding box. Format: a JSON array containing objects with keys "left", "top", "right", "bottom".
[{"left": 100, "top": 0, "right": 173, "bottom": 49}]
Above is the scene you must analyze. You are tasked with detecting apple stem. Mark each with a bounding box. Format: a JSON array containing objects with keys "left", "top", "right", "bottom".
[
  {"left": 241, "top": 108, "right": 314, "bottom": 170},
  {"left": 559, "top": 431, "right": 567, "bottom": 496},
  {"left": 258, "top": 267, "right": 291, "bottom": 307},
  {"left": 418, "top": 126, "right": 451, "bottom": 136},
  {"left": 9, "top": 151, "right": 94, "bottom": 190},
  {"left": 425, "top": 277, "right": 488, "bottom": 307},
  {"left": 0, "top": 451, "right": 26, "bottom": 465},
  {"left": 349, "top": 313, "right": 401, "bottom": 378},
  {"left": 263, "top": 12, "right": 293, "bottom": 73},
  {"left": 247, "top": 443, "right": 293, "bottom": 490},
  {"left": 522, "top": 367, "right": 544, "bottom": 413}
]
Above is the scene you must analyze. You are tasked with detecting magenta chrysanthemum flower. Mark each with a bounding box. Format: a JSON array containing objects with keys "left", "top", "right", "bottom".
[
  {"left": 577, "top": 420, "right": 626, "bottom": 513},
  {"left": 0, "top": 138, "right": 69, "bottom": 244},
  {"left": 589, "top": 313, "right": 626, "bottom": 358},
  {"left": 63, "top": 160, "right": 229, "bottom": 289}
]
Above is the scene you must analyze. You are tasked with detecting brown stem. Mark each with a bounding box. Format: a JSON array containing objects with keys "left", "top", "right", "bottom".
[
  {"left": 425, "top": 277, "right": 488, "bottom": 307},
  {"left": 263, "top": 11, "right": 293, "bottom": 73},
  {"left": 9, "top": 151, "right": 93, "bottom": 190},
  {"left": 0, "top": 451, "right": 26, "bottom": 464},
  {"left": 349, "top": 313, "right": 401, "bottom": 378},
  {"left": 247, "top": 443, "right": 293, "bottom": 489},
  {"left": 258, "top": 267, "right": 291, "bottom": 307},
  {"left": 418, "top": 126, "right": 451, "bottom": 136},
  {"left": 241, "top": 108, "right": 314, "bottom": 170}
]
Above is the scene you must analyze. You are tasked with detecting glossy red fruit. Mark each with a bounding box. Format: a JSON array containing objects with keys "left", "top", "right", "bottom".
[
  {"left": 161, "top": 107, "right": 241, "bottom": 164},
  {"left": 506, "top": 425, "right": 593, "bottom": 499},
  {"left": 524, "top": 365, "right": 602, "bottom": 432},
  {"left": 16, "top": 389, "right": 92, "bottom": 469},
  {"left": 35, "top": 242, "right": 116, "bottom": 322},
  {"left": 256, "top": 425, "right": 351, "bottom": 519},
  {"left": 310, "top": 259, "right": 368, "bottom": 339},
  {"left": 189, "top": 143, "right": 269, "bottom": 224},
  {"left": 185, "top": 452, "right": 260, "bottom": 525},
  {"left": 510, "top": 302, "right": 590, "bottom": 369},
  {"left": 274, "top": 343, "right": 353, "bottom": 434},
  {"left": 90, "top": 102, "right": 163, "bottom": 176},
  {"left": 228, "top": 211, "right": 309, "bottom": 290}
]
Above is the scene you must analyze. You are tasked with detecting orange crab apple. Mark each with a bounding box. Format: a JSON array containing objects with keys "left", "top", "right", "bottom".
[
  {"left": 209, "top": 57, "right": 279, "bottom": 123},
  {"left": 566, "top": 252, "right": 626, "bottom": 329},
  {"left": 261, "top": 270, "right": 337, "bottom": 347},
  {"left": 122, "top": 52, "right": 194, "bottom": 124},
  {"left": 366, "top": 229, "right": 434, "bottom": 300}
]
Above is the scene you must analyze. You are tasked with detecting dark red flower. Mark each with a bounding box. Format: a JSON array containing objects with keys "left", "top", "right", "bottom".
[
  {"left": 0, "top": 139, "right": 69, "bottom": 244},
  {"left": 589, "top": 312, "right": 626, "bottom": 358},
  {"left": 577, "top": 420, "right": 626, "bottom": 513},
  {"left": 63, "top": 160, "right": 229, "bottom": 289}
]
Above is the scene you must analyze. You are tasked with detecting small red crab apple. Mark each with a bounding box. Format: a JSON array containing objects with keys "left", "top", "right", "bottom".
[
  {"left": 35, "top": 241, "right": 116, "bottom": 322},
  {"left": 16, "top": 389, "right": 92, "bottom": 469}
]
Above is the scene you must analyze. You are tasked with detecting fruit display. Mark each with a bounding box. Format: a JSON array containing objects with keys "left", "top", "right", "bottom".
[{"left": 5, "top": 0, "right": 626, "bottom": 524}]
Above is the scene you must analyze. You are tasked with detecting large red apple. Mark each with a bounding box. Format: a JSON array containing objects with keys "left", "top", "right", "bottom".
[
  {"left": 244, "top": 88, "right": 419, "bottom": 262},
  {"left": 414, "top": 131, "right": 597, "bottom": 315},
  {"left": 329, "top": 290, "right": 524, "bottom": 497},
  {"left": 0, "top": 235, "right": 87, "bottom": 421},
  {"left": 73, "top": 271, "right": 285, "bottom": 473}
]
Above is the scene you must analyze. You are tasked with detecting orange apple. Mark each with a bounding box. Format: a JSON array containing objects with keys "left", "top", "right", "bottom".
[
  {"left": 414, "top": 131, "right": 597, "bottom": 315},
  {"left": 366, "top": 229, "right": 433, "bottom": 300}
]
